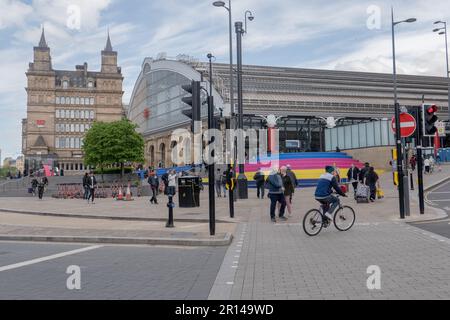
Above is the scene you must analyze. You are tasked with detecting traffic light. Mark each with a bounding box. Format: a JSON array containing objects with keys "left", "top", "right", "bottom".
[
  {"left": 181, "top": 81, "right": 201, "bottom": 133},
  {"left": 422, "top": 104, "right": 439, "bottom": 137}
]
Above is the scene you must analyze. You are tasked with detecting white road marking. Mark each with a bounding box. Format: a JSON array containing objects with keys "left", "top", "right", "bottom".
[{"left": 0, "top": 245, "right": 102, "bottom": 273}]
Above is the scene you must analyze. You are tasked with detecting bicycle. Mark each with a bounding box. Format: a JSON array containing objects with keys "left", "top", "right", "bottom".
[{"left": 303, "top": 195, "right": 356, "bottom": 237}]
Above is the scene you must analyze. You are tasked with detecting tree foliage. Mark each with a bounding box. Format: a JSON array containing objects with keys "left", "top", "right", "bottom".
[{"left": 83, "top": 119, "right": 145, "bottom": 176}]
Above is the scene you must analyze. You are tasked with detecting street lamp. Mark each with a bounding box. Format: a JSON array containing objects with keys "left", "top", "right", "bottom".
[
  {"left": 433, "top": 21, "right": 450, "bottom": 121},
  {"left": 212, "top": 0, "right": 236, "bottom": 216},
  {"left": 391, "top": 7, "right": 416, "bottom": 219},
  {"left": 234, "top": 11, "right": 254, "bottom": 200}
]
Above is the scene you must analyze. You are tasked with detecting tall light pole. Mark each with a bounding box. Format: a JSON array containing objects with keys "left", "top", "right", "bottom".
[
  {"left": 433, "top": 21, "right": 450, "bottom": 121},
  {"left": 391, "top": 7, "right": 416, "bottom": 220},
  {"left": 235, "top": 11, "right": 254, "bottom": 200},
  {"left": 213, "top": 0, "right": 235, "bottom": 216}
]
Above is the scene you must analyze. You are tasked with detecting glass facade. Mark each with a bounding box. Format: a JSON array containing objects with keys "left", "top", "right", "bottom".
[
  {"left": 129, "top": 70, "right": 208, "bottom": 135},
  {"left": 325, "top": 120, "right": 396, "bottom": 151}
]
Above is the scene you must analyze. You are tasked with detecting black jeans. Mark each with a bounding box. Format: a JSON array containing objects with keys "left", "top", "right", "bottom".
[
  {"left": 88, "top": 188, "right": 95, "bottom": 202},
  {"left": 269, "top": 193, "right": 286, "bottom": 219},
  {"left": 83, "top": 186, "right": 90, "bottom": 200},
  {"left": 256, "top": 184, "right": 265, "bottom": 199},
  {"left": 369, "top": 183, "right": 377, "bottom": 201},
  {"left": 38, "top": 186, "right": 44, "bottom": 199},
  {"left": 352, "top": 182, "right": 358, "bottom": 195}
]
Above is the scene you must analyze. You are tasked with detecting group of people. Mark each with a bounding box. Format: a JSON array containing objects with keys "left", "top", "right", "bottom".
[
  {"left": 262, "top": 165, "right": 299, "bottom": 223},
  {"left": 82, "top": 172, "right": 97, "bottom": 204},
  {"left": 147, "top": 169, "right": 182, "bottom": 205},
  {"left": 30, "top": 175, "right": 48, "bottom": 200},
  {"left": 347, "top": 163, "right": 380, "bottom": 202}
]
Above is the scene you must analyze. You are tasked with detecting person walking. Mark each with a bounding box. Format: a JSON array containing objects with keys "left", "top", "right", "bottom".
[
  {"left": 286, "top": 165, "right": 299, "bottom": 203},
  {"left": 280, "top": 166, "right": 295, "bottom": 217},
  {"left": 167, "top": 170, "right": 177, "bottom": 197},
  {"left": 410, "top": 155, "right": 417, "bottom": 172},
  {"left": 266, "top": 168, "right": 287, "bottom": 223},
  {"left": 31, "top": 176, "right": 38, "bottom": 197},
  {"left": 346, "top": 164, "right": 360, "bottom": 196},
  {"left": 87, "top": 171, "right": 97, "bottom": 204},
  {"left": 148, "top": 170, "right": 159, "bottom": 204},
  {"left": 82, "top": 172, "right": 90, "bottom": 200},
  {"left": 253, "top": 168, "right": 266, "bottom": 199},
  {"left": 221, "top": 171, "right": 228, "bottom": 198},
  {"left": 215, "top": 168, "right": 223, "bottom": 198},
  {"left": 424, "top": 157, "right": 431, "bottom": 174},
  {"left": 37, "top": 177, "right": 45, "bottom": 200},
  {"left": 359, "top": 162, "right": 370, "bottom": 183},
  {"left": 365, "top": 167, "right": 379, "bottom": 202}
]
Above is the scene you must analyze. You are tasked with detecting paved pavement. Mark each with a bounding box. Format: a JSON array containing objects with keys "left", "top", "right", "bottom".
[{"left": 0, "top": 242, "right": 226, "bottom": 300}]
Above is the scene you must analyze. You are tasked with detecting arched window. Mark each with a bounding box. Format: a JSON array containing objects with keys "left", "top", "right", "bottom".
[
  {"left": 63, "top": 81, "right": 68, "bottom": 89},
  {"left": 149, "top": 145, "right": 155, "bottom": 167},
  {"left": 159, "top": 143, "right": 166, "bottom": 168}
]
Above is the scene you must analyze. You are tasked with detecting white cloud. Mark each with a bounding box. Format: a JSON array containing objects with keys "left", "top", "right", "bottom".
[{"left": 0, "top": 0, "right": 33, "bottom": 29}]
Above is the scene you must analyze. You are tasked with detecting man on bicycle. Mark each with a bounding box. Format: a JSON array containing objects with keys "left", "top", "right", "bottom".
[{"left": 314, "top": 166, "right": 347, "bottom": 221}]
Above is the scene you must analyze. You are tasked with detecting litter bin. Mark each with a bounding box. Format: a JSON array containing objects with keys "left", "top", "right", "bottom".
[{"left": 178, "top": 176, "right": 201, "bottom": 208}]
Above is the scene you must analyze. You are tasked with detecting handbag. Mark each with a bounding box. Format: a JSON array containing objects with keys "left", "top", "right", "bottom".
[{"left": 377, "top": 188, "right": 385, "bottom": 199}]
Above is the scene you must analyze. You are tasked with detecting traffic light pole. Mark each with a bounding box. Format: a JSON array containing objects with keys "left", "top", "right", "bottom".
[{"left": 417, "top": 105, "right": 425, "bottom": 214}]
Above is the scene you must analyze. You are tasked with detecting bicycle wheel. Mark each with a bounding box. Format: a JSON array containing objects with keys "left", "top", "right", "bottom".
[
  {"left": 303, "top": 209, "right": 324, "bottom": 236},
  {"left": 334, "top": 206, "right": 356, "bottom": 232}
]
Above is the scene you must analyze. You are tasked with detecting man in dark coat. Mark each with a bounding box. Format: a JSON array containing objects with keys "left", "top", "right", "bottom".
[
  {"left": 253, "top": 168, "right": 265, "bottom": 199},
  {"left": 347, "top": 164, "right": 360, "bottom": 196}
]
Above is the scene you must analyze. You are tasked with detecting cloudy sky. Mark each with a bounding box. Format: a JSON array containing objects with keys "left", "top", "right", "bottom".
[{"left": 0, "top": 0, "right": 449, "bottom": 161}]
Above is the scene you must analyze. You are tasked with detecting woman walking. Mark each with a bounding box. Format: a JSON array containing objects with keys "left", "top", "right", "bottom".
[
  {"left": 148, "top": 171, "right": 159, "bottom": 204},
  {"left": 365, "top": 167, "right": 379, "bottom": 202}
]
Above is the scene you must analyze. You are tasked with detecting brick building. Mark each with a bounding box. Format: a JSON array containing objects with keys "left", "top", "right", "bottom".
[{"left": 22, "top": 29, "right": 124, "bottom": 174}]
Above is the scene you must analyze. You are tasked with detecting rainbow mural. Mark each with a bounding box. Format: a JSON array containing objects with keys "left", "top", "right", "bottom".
[{"left": 156, "top": 152, "right": 370, "bottom": 188}]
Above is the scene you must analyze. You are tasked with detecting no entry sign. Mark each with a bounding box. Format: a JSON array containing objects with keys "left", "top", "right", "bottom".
[{"left": 391, "top": 113, "right": 416, "bottom": 138}]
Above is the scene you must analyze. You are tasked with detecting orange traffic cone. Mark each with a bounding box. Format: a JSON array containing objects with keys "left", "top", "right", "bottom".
[
  {"left": 117, "top": 186, "right": 123, "bottom": 200},
  {"left": 126, "top": 184, "right": 132, "bottom": 201}
]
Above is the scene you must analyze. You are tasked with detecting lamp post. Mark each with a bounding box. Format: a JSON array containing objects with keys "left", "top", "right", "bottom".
[
  {"left": 234, "top": 11, "right": 254, "bottom": 200},
  {"left": 433, "top": 21, "right": 450, "bottom": 121},
  {"left": 207, "top": 53, "right": 216, "bottom": 236},
  {"left": 213, "top": 0, "right": 235, "bottom": 216},
  {"left": 391, "top": 7, "right": 416, "bottom": 219}
]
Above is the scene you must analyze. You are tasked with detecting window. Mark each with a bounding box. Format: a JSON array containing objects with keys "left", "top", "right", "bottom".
[
  {"left": 80, "top": 139, "right": 84, "bottom": 148},
  {"left": 63, "top": 81, "right": 68, "bottom": 89},
  {"left": 80, "top": 98, "right": 85, "bottom": 105},
  {"left": 88, "top": 81, "right": 93, "bottom": 88},
  {"left": 75, "top": 97, "right": 80, "bottom": 105},
  {"left": 70, "top": 138, "right": 75, "bottom": 149},
  {"left": 65, "top": 138, "right": 70, "bottom": 149},
  {"left": 80, "top": 124, "right": 85, "bottom": 133},
  {"left": 70, "top": 110, "right": 75, "bottom": 119},
  {"left": 56, "top": 97, "right": 60, "bottom": 104},
  {"left": 55, "top": 138, "right": 60, "bottom": 149},
  {"left": 56, "top": 110, "right": 60, "bottom": 118},
  {"left": 65, "top": 124, "right": 70, "bottom": 132},
  {"left": 71, "top": 97, "right": 75, "bottom": 105},
  {"left": 90, "top": 111, "right": 95, "bottom": 119},
  {"left": 90, "top": 98, "right": 94, "bottom": 105},
  {"left": 70, "top": 124, "right": 75, "bottom": 132},
  {"left": 75, "top": 124, "right": 79, "bottom": 132},
  {"left": 75, "top": 110, "right": 79, "bottom": 118},
  {"left": 85, "top": 124, "right": 90, "bottom": 131},
  {"left": 75, "top": 138, "right": 80, "bottom": 149},
  {"left": 80, "top": 110, "right": 85, "bottom": 119}
]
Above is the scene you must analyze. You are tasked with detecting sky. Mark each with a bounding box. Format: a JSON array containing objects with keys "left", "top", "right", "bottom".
[{"left": 0, "top": 0, "right": 449, "bottom": 162}]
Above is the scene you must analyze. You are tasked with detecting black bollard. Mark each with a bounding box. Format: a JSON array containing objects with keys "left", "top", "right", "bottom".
[
  {"left": 166, "top": 195, "right": 175, "bottom": 228},
  {"left": 410, "top": 172, "right": 414, "bottom": 191}
]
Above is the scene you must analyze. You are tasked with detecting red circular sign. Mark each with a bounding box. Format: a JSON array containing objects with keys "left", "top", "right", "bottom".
[{"left": 391, "top": 113, "right": 416, "bottom": 138}]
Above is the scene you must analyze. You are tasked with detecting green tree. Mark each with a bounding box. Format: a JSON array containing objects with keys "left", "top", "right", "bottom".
[{"left": 83, "top": 119, "right": 145, "bottom": 179}]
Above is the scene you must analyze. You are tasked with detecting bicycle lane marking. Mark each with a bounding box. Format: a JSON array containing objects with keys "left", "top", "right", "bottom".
[{"left": 0, "top": 245, "right": 102, "bottom": 273}]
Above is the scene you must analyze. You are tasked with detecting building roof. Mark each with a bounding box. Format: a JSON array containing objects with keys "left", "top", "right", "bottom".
[{"left": 105, "top": 30, "right": 113, "bottom": 52}]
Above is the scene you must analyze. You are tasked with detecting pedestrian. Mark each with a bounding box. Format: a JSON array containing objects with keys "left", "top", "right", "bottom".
[
  {"left": 424, "top": 157, "right": 431, "bottom": 174},
  {"left": 333, "top": 162, "right": 341, "bottom": 183},
  {"left": 215, "top": 168, "right": 223, "bottom": 198},
  {"left": 87, "top": 171, "right": 97, "bottom": 204},
  {"left": 31, "top": 176, "right": 38, "bottom": 197},
  {"left": 167, "top": 169, "right": 177, "bottom": 196},
  {"left": 253, "top": 168, "right": 265, "bottom": 199},
  {"left": 82, "top": 172, "right": 90, "bottom": 200},
  {"left": 37, "top": 177, "right": 45, "bottom": 200},
  {"left": 222, "top": 171, "right": 228, "bottom": 198},
  {"left": 410, "top": 155, "right": 417, "bottom": 172},
  {"left": 365, "top": 167, "right": 379, "bottom": 202},
  {"left": 148, "top": 170, "right": 159, "bottom": 204},
  {"left": 286, "top": 164, "right": 299, "bottom": 203},
  {"left": 266, "top": 168, "right": 287, "bottom": 223},
  {"left": 280, "top": 166, "right": 295, "bottom": 216},
  {"left": 359, "top": 162, "right": 370, "bottom": 183},
  {"left": 346, "top": 164, "right": 360, "bottom": 197}
]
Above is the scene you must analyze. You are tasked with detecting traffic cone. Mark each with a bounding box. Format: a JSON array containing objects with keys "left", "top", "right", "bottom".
[
  {"left": 126, "top": 184, "right": 132, "bottom": 201},
  {"left": 117, "top": 186, "right": 123, "bottom": 200}
]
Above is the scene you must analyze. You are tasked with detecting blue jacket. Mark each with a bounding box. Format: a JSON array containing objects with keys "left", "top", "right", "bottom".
[
  {"left": 266, "top": 173, "right": 283, "bottom": 194},
  {"left": 314, "top": 173, "right": 345, "bottom": 199}
]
